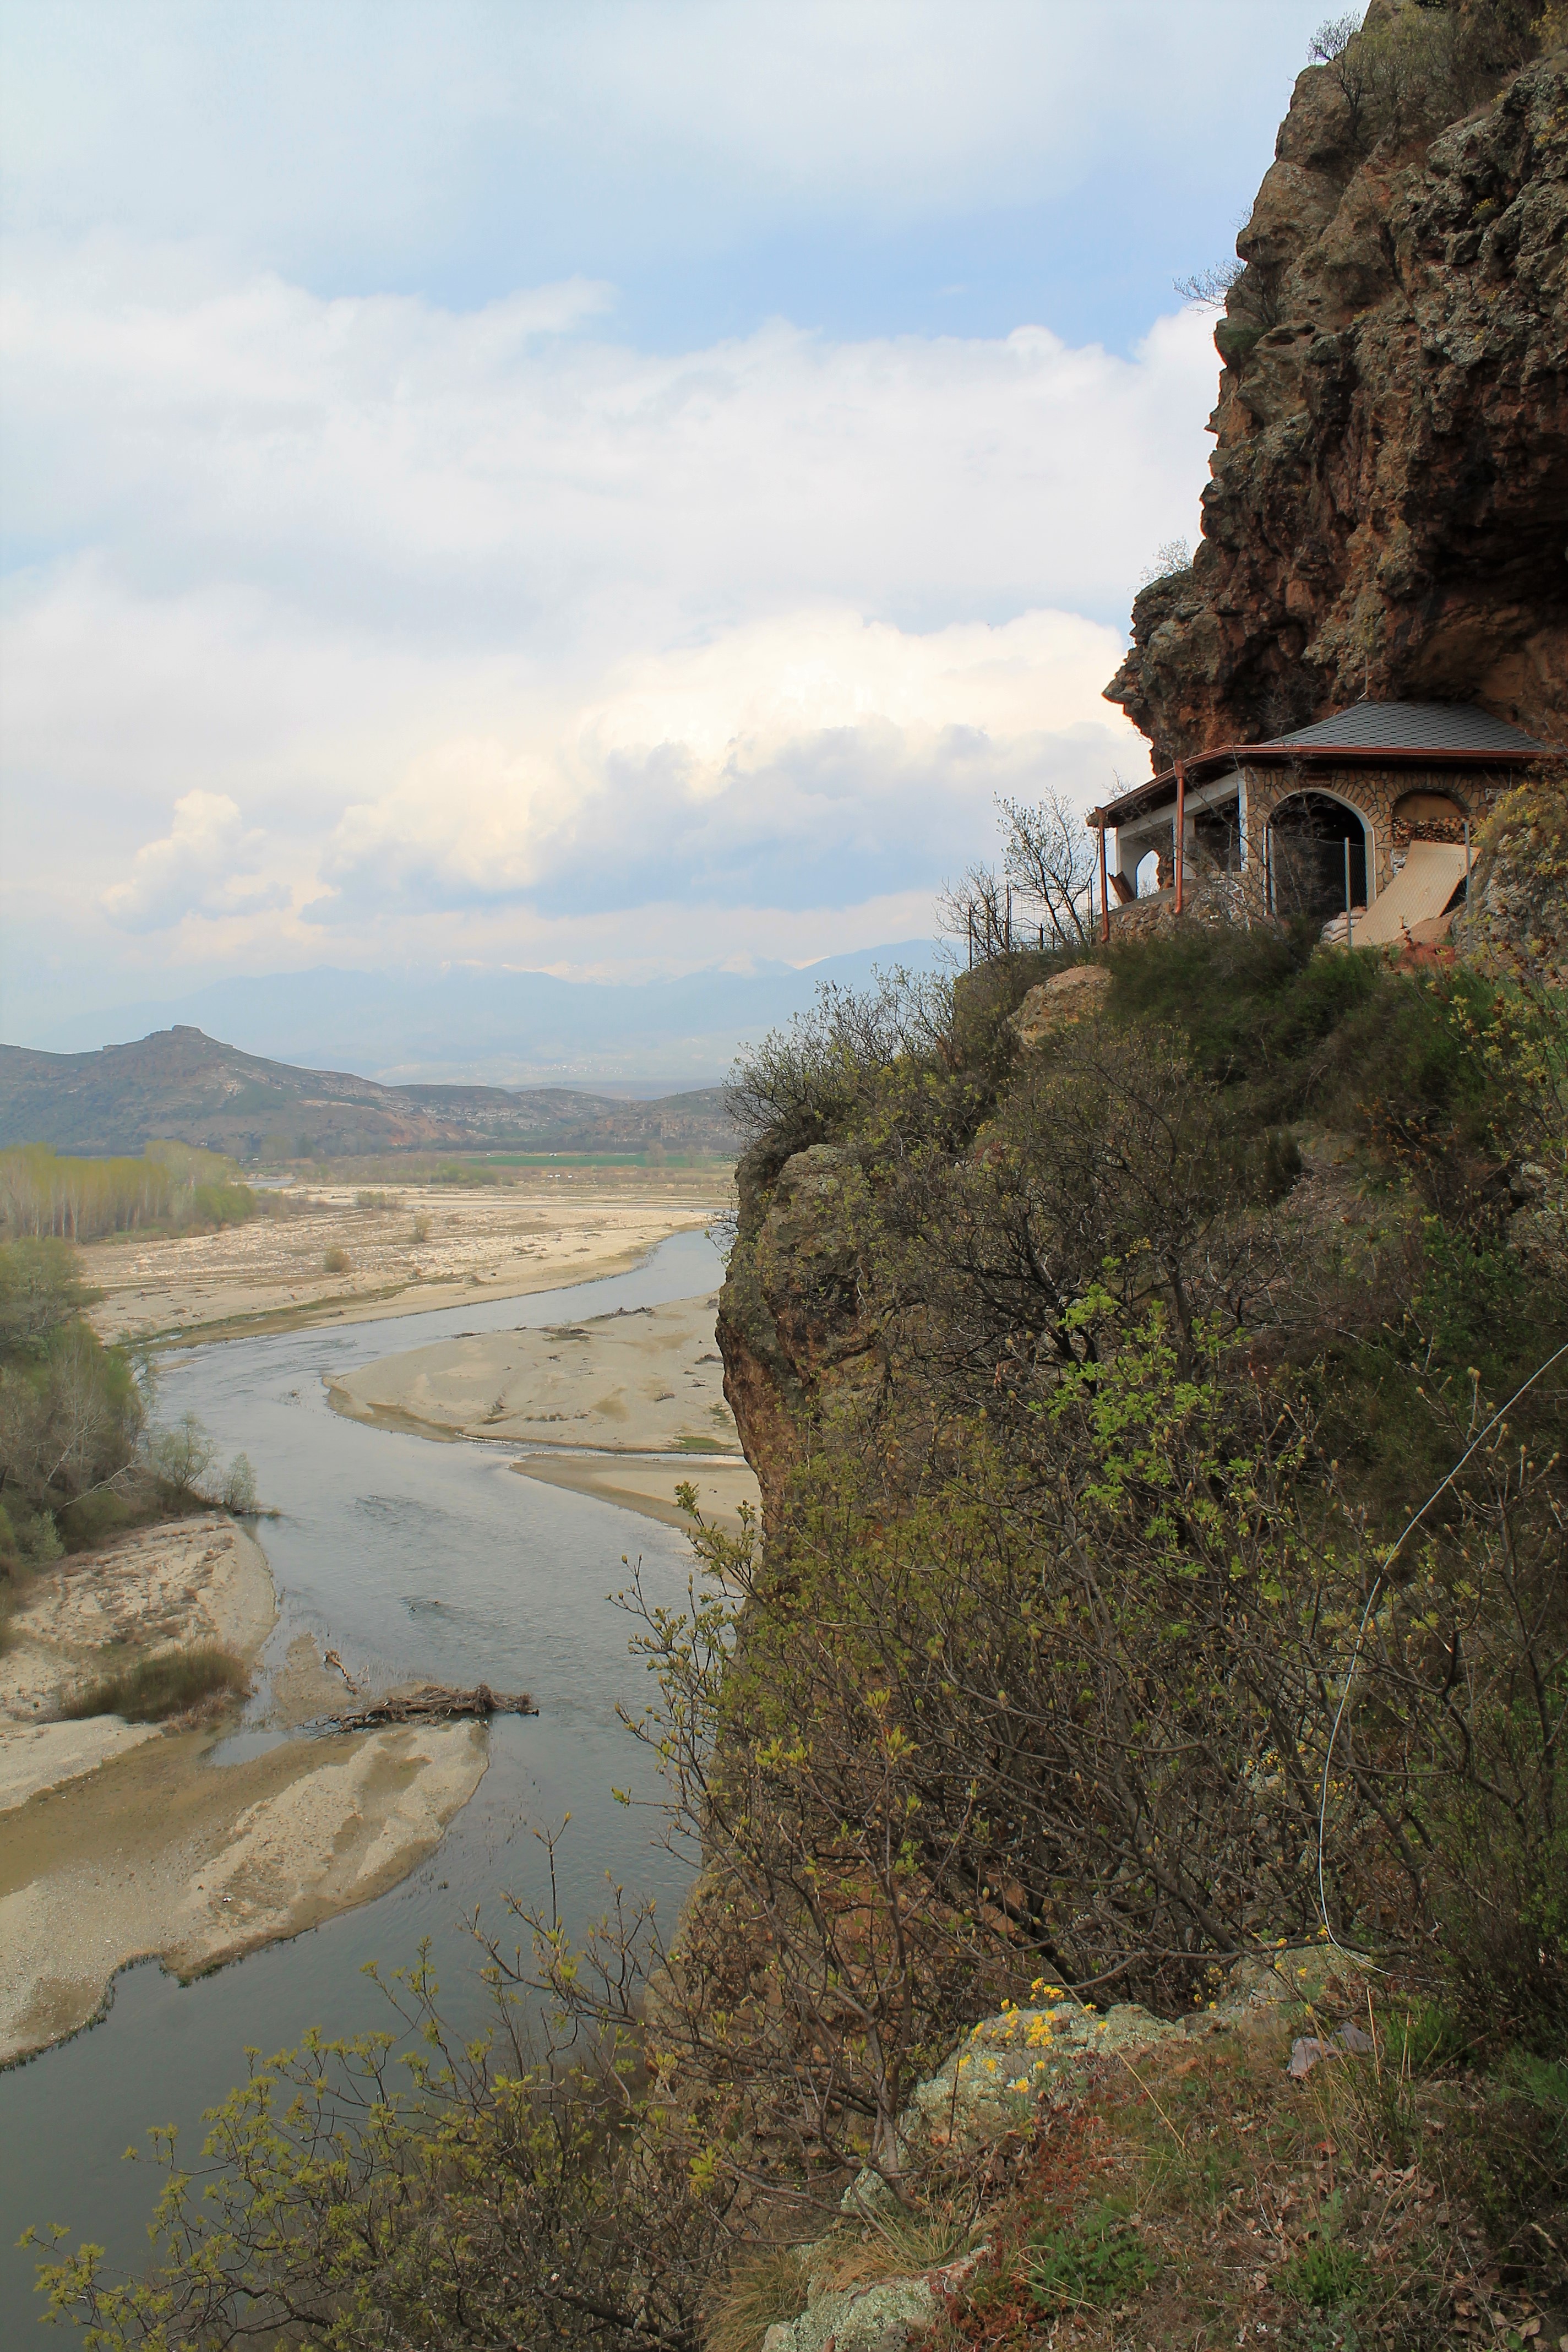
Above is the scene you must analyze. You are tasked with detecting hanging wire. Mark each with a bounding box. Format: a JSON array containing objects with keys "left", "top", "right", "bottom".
[{"left": 1314, "top": 1338, "right": 1568, "bottom": 1958}]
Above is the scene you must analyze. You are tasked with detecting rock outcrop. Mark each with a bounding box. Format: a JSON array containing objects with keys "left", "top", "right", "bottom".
[
  {"left": 717, "top": 1140, "right": 885, "bottom": 1517},
  {"left": 756, "top": 1956, "right": 1353, "bottom": 2352},
  {"left": 1453, "top": 770, "right": 1568, "bottom": 984},
  {"left": 1007, "top": 963, "right": 1112, "bottom": 1047},
  {"left": 1107, "top": 8, "right": 1568, "bottom": 766}
]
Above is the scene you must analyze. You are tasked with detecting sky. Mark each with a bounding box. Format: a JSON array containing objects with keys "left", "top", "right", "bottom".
[{"left": 0, "top": 0, "right": 1338, "bottom": 1046}]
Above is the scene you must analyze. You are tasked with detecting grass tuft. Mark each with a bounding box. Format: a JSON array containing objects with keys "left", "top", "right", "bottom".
[
  {"left": 1279, "top": 2229, "right": 1367, "bottom": 2315},
  {"left": 63, "top": 1643, "right": 248, "bottom": 1722},
  {"left": 703, "top": 2243, "right": 807, "bottom": 2352}
]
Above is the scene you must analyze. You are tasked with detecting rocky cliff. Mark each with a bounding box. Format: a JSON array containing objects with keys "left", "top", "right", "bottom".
[{"left": 1107, "top": 2, "right": 1568, "bottom": 767}]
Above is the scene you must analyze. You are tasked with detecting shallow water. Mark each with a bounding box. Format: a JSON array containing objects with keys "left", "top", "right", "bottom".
[{"left": 0, "top": 1229, "right": 724, "bottom": 2332}]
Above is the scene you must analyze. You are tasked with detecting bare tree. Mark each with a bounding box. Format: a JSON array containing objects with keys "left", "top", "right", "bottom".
[
  {"left": 1309, "top": 10, "right": 1376, "bottom": 150},
  {"left": 937, "top": 861, "right": 1013, "bottom": 965},
  {"left": 997, "top": 791, "right": 1098, "bottom": 950},
  {"left": 1174, "top": 262, "right": 1243, "bottom": 309}
]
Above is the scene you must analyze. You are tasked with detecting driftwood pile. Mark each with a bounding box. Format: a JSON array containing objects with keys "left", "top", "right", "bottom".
[{"left": 323, "top": 1682, "right": 535, "bottom": 1732}]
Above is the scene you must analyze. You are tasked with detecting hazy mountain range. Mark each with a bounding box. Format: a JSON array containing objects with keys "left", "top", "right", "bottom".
[
  {"left": 20, "top": 944, "right": 936, "bottom": 1090},
  {"left": 0, "top": 1026, "right": 738, "bottom": 1161}
]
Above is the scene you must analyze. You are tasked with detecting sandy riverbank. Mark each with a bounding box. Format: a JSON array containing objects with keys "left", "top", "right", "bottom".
[
  {"left": 0, "top": 1518, "right": 488, "bottom": 2066},
  {"left": 329, "top": 1292, "right": 762, "bottom": 1534},
  {"left": 85, "top": 1169, "right": 731, "bottom": 1349}
]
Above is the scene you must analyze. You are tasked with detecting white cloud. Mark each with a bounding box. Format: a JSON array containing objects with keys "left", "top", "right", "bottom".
[
  {"left": 0, "top": 243, "right": 1212, "bottom": 1010},
  {"left": 100, "top": 790, "right": 286, "bottom": 932},
  {"left": 0, "top": 2, "right": 1330, "bottom": 287},
  {"left": 310, "top": 606, "right": 1136, "bottom": 921},
  {"left": 3, "top": 248, "right": 1217, "bottom": 637}
]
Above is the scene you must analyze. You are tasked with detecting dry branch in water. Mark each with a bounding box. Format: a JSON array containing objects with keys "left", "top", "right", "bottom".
[{"left": 322, "top": 1681, "right": 535, "bottom": 1730}]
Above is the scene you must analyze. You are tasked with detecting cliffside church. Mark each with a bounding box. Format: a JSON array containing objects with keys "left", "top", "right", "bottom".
[{"left": 1089, "top": 700, "right": 1551, "bottom": 947}]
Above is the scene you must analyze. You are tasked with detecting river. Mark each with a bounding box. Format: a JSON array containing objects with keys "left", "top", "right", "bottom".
[{"left": 0, "top": 1227, "right": 725, "bottom": 2335}]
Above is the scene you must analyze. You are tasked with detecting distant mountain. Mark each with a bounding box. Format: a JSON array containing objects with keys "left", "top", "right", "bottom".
[
  {"left": 21, "top": 943, "right": 938, "bottom": 1086},
  {"left": 0, "top": 1027, "right": 737, "bottom": 1160}
]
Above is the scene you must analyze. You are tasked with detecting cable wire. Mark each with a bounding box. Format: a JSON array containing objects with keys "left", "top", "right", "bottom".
[{"left": 1314, "top": 1338, "right": 1568, "bottom": 1958}]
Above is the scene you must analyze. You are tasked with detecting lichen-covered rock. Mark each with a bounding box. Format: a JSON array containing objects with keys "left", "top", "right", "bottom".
[
  {"left": 1452, "top": 773, "right": 1568, "bottom": 987},
  {"left": 756, "top": 1957, "right": 1356, "bottom": 2352},
  {"left": 759, "top": 2269, "right": 945, "bottom": 2352},
  {"left": 907, "top": 1995, "right": 1182, "bottom": 2151},
  {"left": 1107, "top": 31, "right": 1568, "bottom": 763},
  {"left": 716, "top": 1140, "right": 883, "bottom": 1518},
  {"left": 1008, "top": 965, "right": 1112, "bottom": 1046}
]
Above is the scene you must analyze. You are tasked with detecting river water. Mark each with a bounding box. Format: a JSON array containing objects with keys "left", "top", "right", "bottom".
[{"left": 0, "top": 1228, "right": 724, "bottom": 2334}]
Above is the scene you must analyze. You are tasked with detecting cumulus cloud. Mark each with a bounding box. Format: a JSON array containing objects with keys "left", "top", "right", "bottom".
[
  {"left": 311, "top": 608, "right": 1135, "bottom": 921},
  {"left": 2, "top": 244, "right": 1218, "bottom": 640},
  {"left": 100, "top": 790, "right": 285, "bottom": 932},
  {"left": 1, "top": 242, "right": 1208, "bottom": 1003}
]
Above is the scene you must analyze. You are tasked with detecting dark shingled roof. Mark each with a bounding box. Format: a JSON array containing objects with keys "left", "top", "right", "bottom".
[{"left": 1267, "top": 699, "right": 1544, "bottom": 753}]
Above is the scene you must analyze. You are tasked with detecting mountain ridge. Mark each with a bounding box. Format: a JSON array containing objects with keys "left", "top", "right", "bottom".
[
  {"left": 0, "top": 1026, "right": 734, "bottom": 1160},
  {"left": 16, "top": 942, "right": 938, "bottom": 1088}
]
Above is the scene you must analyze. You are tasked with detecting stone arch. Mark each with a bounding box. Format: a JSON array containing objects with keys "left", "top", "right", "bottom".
[
  {"left": 1267, "top": 790, "right": 1373, "bottom": 921},
  {"left": 1391, "top": 787, "right": 1470, "bottom": 847}
]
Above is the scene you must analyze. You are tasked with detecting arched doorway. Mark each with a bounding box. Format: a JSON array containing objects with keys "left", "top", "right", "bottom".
[{"left": 1268, "top": 792, "right": 1369, "bottom": 922}]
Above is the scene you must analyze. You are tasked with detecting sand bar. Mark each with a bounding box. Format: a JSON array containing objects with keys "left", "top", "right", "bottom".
[
  {"left": 0, "top": 1717, "right": 486, "bottom": 2066},
  {"left": 329, "top": 1291, "right": 762, "bottom": 1533},
  {"left": 0, "top": 1518, "right": 489, "bottom": 2066},
  {"left": 510, "top": 1456, "right": 759, "bottom": 1536},
  {"left": 85, "top": 1170, "right": 729, "bottom": 1349}
]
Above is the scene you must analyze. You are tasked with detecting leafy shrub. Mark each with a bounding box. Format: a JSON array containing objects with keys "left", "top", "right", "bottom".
[
  {"left": 0, "top": 1237, "right": 99, "bottom": 1352},
  {"left": 0, "top": 1305, "right": 144, "bottom": 1537},
  {"left": 57, "top": 1484, "right": 139, "bottom": 1549},
  {"left": 29, "top": 1972, "right": 726, "bottom": 2351},
  {"left": 146, "top": 1413, "right": 264, "bottom": 1517},
  {"left": 62, "top": 1643, "right": 247, "bottom": 1721},
  {"left": 323, "top": 1246, "right": 352, "bottom": 1274},
  {"left": 216, "top": 1452, "right": 258, "bottom": 1515}
]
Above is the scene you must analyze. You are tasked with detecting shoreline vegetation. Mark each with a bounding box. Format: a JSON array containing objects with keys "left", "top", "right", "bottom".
[{"left": 0, "top": 1140, "right": 260, "bottom": 1246}]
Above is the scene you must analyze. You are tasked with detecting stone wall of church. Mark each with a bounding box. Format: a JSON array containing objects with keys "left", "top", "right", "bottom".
[{"left": 1242, "top": 763, "right": 1510, "bottom": 898}]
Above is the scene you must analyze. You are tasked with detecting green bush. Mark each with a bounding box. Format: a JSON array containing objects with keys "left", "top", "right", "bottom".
[
  {"left": 192, "top": 1180, "right": 257, "bottom": 1227},
  {"left": 1279, "top": 2233, "right": 1366, "bottom": 2315},
  {"left": 57, "top": 1484, "right": 138, "bottom": 1549},
  {"left": 1022, "top": 2201, "right": 1156, "bottom": 2312},
  {"left": 0, "top": 1237, "right": 97, "bottom": 1355},
  {"left": 62, "top": 1643, "right": 247, "bottom": 1722}
]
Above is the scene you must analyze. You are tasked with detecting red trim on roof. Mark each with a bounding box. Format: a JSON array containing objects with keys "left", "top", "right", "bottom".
[{"left": 1086, "top": 738, "right": 1551, "bottom": 830}]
